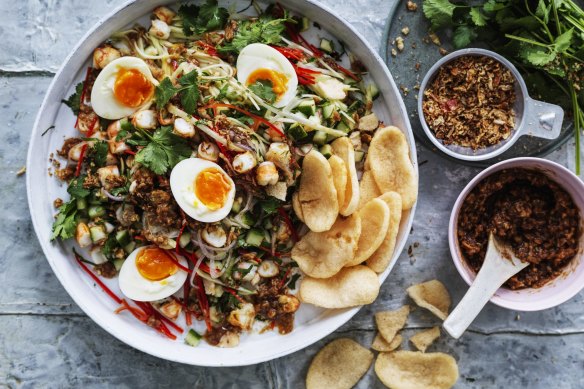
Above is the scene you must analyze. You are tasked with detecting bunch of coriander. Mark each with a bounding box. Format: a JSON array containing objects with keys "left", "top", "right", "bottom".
[{"left": 423, "top": 0, "right": 584, "bottom": 173}]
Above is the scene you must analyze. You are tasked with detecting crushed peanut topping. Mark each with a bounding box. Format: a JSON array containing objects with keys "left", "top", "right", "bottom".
[{"left": 422, "top": 55, "right": 516, "bottom": 150}]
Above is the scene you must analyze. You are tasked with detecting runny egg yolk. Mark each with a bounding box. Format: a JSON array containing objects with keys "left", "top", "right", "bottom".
[
  {"left": 194, "top": 168, "right": 232, "bottom": 211},
  {"left": 135, "top": 247, "right": 178, "bottom": 281},
  {"left": 113, "top": 68, "right": 154, "bottom": 108},
  {"left": 247, "top": 68, "right": 288, "bottom": 100}
]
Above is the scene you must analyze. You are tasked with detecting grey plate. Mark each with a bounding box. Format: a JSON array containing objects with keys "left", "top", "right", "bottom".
[{"left": 381, "top": 1, "right": 574, "bottom": 167}]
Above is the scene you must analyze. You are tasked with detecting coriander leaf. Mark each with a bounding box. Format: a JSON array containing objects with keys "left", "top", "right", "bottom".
[
  {"left": 178, "top": 69, "right": 200, "bottom": 114},
  {"left": 135, "top": 126, "right": 192, "bottom": 175},
  {"left": 198, "top": 0, "right": 229, "bottom": 32},
  {"left": 102, "top": 235, "right": 119, "bottom": 259},
  {"left": 67, "top": 175, "right": 90, "bottom": 199},
  {"left": 453, "top": 25, "right": 478, "bottom": 49},
  {"left": 217, "top": 84, "right": 230, "bottom": 100},
  {"left": 520, "top": 45, "right": 557, "bottom": 66},
  {"left": 248, "top": 79, "right": 277, "bottom": 103},
  {"left": 88, "top": 140, "right": 109, "bottom": 168},
  {"left": 178, "top": 4, "right": 201, "bottom": 36},
  {"left": 483, "top": 0, "right": 507, "bottom": 13},
  {"left": 51, "top": 200, "right": 78, "bottom": 241},
  {"left": 535, "top": 0, "right": 550, "bottom": 24},
  {"left": 470, "top": 7, "right": 488, "bottom": 26},
  {"left": 178, "top": 0, "right": 228, "bottom": 36},
  {"left": 62, "top": 82, "right": 84, "bottom": 115},
  {"left": 259, "top": 197, "right": 282, "bottom": 215},
  {"left": 422, "top": 0, "right": 457, "bottom": 30},
  {"left": 219, "top": 16, "right": 290, "bottom": 53},
  {"left": 555, "top": 28, "right": 573, "bottom": 53},
  {"left": 155, "top": 77, "right": 179, "bottom": 109},
  {"left": 110, "top": 183, "right": 130, "bottom": 196}
]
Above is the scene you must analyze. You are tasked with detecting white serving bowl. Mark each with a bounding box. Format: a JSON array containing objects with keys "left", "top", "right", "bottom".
[
  {"left": 449, "top": 157, "right": 584, "bottom": 311},
  {"left": 26, "top": 0, "right": 417, "bottom": 366}
]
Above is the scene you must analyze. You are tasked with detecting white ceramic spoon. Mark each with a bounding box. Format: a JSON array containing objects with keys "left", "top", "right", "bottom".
[{"left": 443, "top": 233, "right": 529, "bottom": 339}]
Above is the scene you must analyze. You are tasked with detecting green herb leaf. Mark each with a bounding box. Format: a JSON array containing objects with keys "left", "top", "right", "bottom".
[
  {"left": 248, "top": 79, "right": 277, "bottom": 103},
  {"left": 453, "top": 25, "right": 478, "bottom": 49},
  {"left": 178, "top": 0, "right": 229, "bottom": 36},
  {"left": 422, "top": 0, "right": 457, "bottom": 29},
  {"left": 259, "top": 197, "right": 282, "bottom": 215},
  {"left": 88, "top": 140, "right": 109, "bottom": 168},
  {"left": 520, "top": 46, "right": 557, "bottom": 66},
  {"left": 219, "top": 14, "right": 291, "bottom": 53},
  {"left": 470, "top": 7, "right": 488, "bottom": 27},
  {"left": 102, "top": 235, "right": 119, "bottom": 259},
  {"left": 555, "top": 28, "right": 573, "bottom": 53},
  {"left": 51, "top": 200, "right": 78, "bottom": 241},
  {"left": 62, "top": 82, "right": 84, "bottom": 115},
  {"left": 134, "top": 126, "right": 192, "bottom": 175},
  {"left": 178, "top": 70, "right": 200, "bottom": 114},
  {"left": 155, "top": 77, "right": 179, "bottom": 110},
  {"left": 482, "top": 0, "right": 507, "bottom": 13},
  {"left": 67, "top": 175, "right": 90, "bottom": 199}
]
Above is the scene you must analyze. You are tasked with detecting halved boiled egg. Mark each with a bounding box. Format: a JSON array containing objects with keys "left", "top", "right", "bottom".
[
  {"left": 170, "top": 158, "right": 236, "bottom": 223},
  {"left": 91, "top": 56, "right": 158, "bottom": 120},
  {"left": 237, "top": 43, "right": 298, "bottom": 108},
  {"left": 118, "top": 246, "right": 188, "bottom": 302}
]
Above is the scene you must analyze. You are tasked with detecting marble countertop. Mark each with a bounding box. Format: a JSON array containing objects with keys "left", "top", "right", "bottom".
[{"left": 2, "top": 0, "right": 584, "bottom": 388}]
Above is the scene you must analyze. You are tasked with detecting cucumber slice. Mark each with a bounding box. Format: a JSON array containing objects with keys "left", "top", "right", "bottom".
[
  {"left": 322, "top": 103, "right": 335, "bottom": 119},
  {"left": 113, "top": 258, "right": 125, "bottom": 271},
  {"left": 287, "top": 124, "right": 308, "bottom": 141},
  {"left": 320, "top": 38, "right": 334, "bottom": 54},
  {"left": 240, "top": 212, "right": 255, "bottom": 228},
  {"left": 231, "top": 196, "right": 243, "bottom": 213},
  {"left": 185, "top": 329, "right": 202, "bottom": 347},
  {"left": 312, "top": 130, "right": 327, "bottom": 146},
  {"left": 179, "top": 232, "right": 191, "bottom": 248},
  {"left": 319, "top": 144, "right": 333, "bottom": 159},
  {"left": 76, "top": 198, "right": 87, "bottom": 210},
  {"left": 245, "top": 228, "right": 264, "bottom": 247},
  {"left": 367, "top": 83, "right": 380, "bottom": 100},
  {"left": 115, "top": 230, "right": 131, "bottom": 247},
  {"left": 335, "top": 121, "right": 351, "bottom": 133},
  {"left": 354, "top": 150, "right": 365, "bottom": 163},
  {"left": 90, "top": 225, "right": 106, "bottom": 244},
  {"left": 300, "top": 17, "right": 310, "bottom": 32},
  {"left": 295, "top": 100, "right": 316, "bottom": 116}
]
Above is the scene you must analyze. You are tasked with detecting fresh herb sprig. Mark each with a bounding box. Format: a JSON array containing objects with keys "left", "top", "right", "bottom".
[
  {"left": 62, "top": 82, "right": 84, "bottom": 115},
  {"left": 423, "top": 0, "right": 584, "bottom": 173},
  {"left": 178, "top": 0, "right": 229, "bottom": 36},
  {"left": 218, "top": 13, "right": 294, "bottom": 54},
  {"left": 128, "top": 126, "right": 192, "bottom": 175},
  {"left": 155, "top": 70, "right": 201, "bottom": 114},
  {"left": 51, "top": 200, "right": 79, "bottom": 241}
]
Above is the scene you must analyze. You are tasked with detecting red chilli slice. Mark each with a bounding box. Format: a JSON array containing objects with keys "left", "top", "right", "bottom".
[{"left": 202, "top": 103, "right": 285, "bottom": 137}]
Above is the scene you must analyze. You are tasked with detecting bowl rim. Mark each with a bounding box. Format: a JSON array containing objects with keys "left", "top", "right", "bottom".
[
  {"left": 25, "top": 0, "right": 418, "bottom": 366},
  {"left": 448, "top": 157, "right": 584, "bottom": 311},
  {"left": 417, "top": 48, "right": 527, "bottom": 162}
]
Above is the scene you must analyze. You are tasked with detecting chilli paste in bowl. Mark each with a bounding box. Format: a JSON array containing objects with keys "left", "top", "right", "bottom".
[{"left": 457, "top": 168, "right": 580, "bottom": 289}]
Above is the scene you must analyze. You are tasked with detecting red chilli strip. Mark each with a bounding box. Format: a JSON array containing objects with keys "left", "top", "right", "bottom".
[
  {"left": 149, "top": 303, "right": 185, "bottom": 334},
  {"left": 277, "top": 207, "right": 299, "bottom": 242},
  {"left": 202, "top": 103, "right": 285, "bottom": 137},
  {"left": 124, "top": 149, "right": 136, "bottom": 156},
  {"left": 163, "top": 250, "right": 192, "bottom": 274},
  {"left": 175, "top": 220, "right": 187, "bottom": 256},
  {"left": 225, "top": 288, "right": 246, "bottom": 304},
  {"left": 195, "top": 275, "right": 213, "bottom": 331},
  {"left": 74, "top": 116, "right": 98, "bottom": 177},
  {"left": 74, "top": 252, "right": 122, "bottom": 304},
  {"left": 133, "top": 301, "right": 177, "bottom": 340},
  {"left": 272, "top": 45, "right": 304, "bottom": 61},
  {"left": 197, "top": 41, "right": 218, "bottom": 57},
  {"left": 336, "top": 63, "right": 361, "bottom": 81},
  {"left": 115, "top": 299, "right": 149, "bottom": 322},
  {"left": 74, "top": 67, "right": 93, "bottom": 129},
  {"left": 278, "top": 267, "right": 292, "bottom": 290},
  {"left": 183, "top": 281, "right": 192, "bottom": 326}
]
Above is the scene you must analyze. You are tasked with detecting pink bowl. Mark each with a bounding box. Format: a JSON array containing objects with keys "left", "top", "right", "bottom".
[{"left": 449, "top": 157, "right": 584, "bottom": 311}]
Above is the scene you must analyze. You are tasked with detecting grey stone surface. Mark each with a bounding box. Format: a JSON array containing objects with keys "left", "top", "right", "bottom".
[{"left": 1, "top": 0, "right": 584, "bottom": 388}]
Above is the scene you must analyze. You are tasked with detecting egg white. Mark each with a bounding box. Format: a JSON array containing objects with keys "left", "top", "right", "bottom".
[
  {"left": 91, "top": 56, "right": 158, "bottom": 120},
  {"left": 118, "top": 246, "right": 189, "bottom": 302},
  {"left": 236, "top": 43, "right": 298, "bottom": 108},
  {"left": 170, "top": 158, "right": 236, "bottom": 223}
]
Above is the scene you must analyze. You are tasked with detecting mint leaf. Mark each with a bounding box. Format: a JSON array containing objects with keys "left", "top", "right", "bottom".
[
  {"left": 51, "top": 200, "right": 78, "bottom": 241},
  {"left": 453, "top": 25, "right": 478, "bottom": 48},
  {"left": 178, "top": 69, "right": 200, "bottom": 114},
  {"left": 470, "top": 7, "right": 488, "bottom": 26},
  {"left": 555, "top": 28, "right": 573, "bottom": 53},
  {"left": 248, "top": 79, "right": 277, "bottom": 103},
  {"left": 62, "top": 82, "right": 84, "bottom": 115},
  {"left": 155, "top": 77, "right": 179, "bottom": 109},
  {"left": 423, "top": 0, "right": 457, "bottom": 29}
]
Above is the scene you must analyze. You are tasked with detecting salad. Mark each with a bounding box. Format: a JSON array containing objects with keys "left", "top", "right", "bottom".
[{"left": 50, "top": 0, "right": 381, "bottom": 347}]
